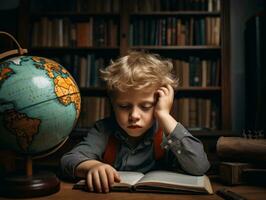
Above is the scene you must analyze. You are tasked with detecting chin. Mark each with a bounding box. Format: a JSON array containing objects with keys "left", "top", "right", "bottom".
[{"left": 126, "top": 129, "right": 146, "bottom": 137}]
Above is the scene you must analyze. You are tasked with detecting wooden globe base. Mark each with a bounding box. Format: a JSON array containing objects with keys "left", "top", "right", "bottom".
[{"left": 0, "top": 171, "right": 60, "bottom": 198}]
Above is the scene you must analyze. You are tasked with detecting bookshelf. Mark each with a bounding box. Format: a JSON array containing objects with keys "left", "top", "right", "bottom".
[{"left": 18, "top": 0, "right": 231, "bottom": 132}]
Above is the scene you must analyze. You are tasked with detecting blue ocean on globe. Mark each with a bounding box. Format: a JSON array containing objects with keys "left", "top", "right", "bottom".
[{"left": 0, "top": 56, "right": 81, "bottom": 155}]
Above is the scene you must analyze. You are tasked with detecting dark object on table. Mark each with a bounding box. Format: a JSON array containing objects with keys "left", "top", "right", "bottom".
[{"left": 216, "top": 188, "right": 247, "bottom": 200}]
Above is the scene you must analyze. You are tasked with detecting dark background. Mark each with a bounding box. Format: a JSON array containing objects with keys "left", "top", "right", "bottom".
[{"left": 0, "top": 0, "right": 266, "bottom": 133}]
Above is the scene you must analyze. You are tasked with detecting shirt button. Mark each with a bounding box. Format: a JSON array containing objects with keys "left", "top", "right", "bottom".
[{"left": 168, "top": 139, "right": 173, "bottom": 144}]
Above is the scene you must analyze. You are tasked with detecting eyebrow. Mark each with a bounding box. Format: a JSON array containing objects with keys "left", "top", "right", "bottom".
[
  {"left": 116, "top": 100, "right": 155, "bottom": 104},
  {"left": 141, "top": 101, "right": 155, "bottom": 104}
]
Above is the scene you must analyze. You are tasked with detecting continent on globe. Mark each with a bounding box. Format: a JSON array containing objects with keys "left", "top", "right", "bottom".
[
  {"left": 32, "top": 57, "right": 80, "bottom": 118},
  {"left": 0, "top": 65, "right": 15, "bottom": 88},
  {"left": 3, "top": 109, "right": 41, "bottom": 152},
  {"left": 55, "top": 77, "right": 81, "bottom": 118},
  {"left": 0, "top": 55, "right": 81, "bottom": 154}
]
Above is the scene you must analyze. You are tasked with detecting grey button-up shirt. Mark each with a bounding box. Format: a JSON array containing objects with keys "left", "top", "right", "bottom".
[{"left": 61, "top": 117, "right": 210, "bottom": 180}]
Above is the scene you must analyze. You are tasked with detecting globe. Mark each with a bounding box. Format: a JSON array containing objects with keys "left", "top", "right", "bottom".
[{"left": 0, "top": 56, "right": 81, "bottom": 155}]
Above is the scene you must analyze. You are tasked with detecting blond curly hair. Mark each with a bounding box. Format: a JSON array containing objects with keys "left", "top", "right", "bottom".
[{"left": 100, "top": 51, "right": 178, "bottom": 94}]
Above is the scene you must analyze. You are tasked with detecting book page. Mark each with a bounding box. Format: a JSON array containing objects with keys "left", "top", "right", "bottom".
[
  {"left": 137, "top": 170, "right": 204, "bottom": 187},
  {"left": 73, "top": 171, "right": 144, "bottom": 190},
  {"left": 73, "top": 179, "right": 86, "bottom": 190},
  {"left": 113, "top": 171, "right": 144, "bottom": 187}
]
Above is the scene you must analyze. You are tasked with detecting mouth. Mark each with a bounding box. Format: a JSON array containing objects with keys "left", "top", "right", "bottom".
[{"left": 127, "top": 125, "right": 142, "bottom": 129}]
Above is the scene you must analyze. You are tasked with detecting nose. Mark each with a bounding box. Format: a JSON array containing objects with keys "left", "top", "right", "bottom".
[{"left": 129, "top": 107, "right": 140, "bottom": 122}]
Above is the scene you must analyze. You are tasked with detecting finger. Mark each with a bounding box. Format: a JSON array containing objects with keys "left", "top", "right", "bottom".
[
  {"left": 113, "top": 169, "right": 121, "bottom": 182},
  {"left": 156, "top": 89, "right": 165, "bottom": 97},
  {"left": 114, "top": 171, "right": 121, "bottom": 182},
  {"left": 158, "top": 86, "right": 169, "bottom": 96},
  {"left": 166, "top": 84, "right": 174, "bottom": 96},
  {"left": 163, "top": 85, "right": 173, "bottom": 96},
  {"left": 99, "top": 168, "right": 109, "bottom": 193},
  {"left": 105, "top": 167, "right": 115, "bottom": 186},
  {"left": 87, "top": 172, "right": 94, "bottom": 192},
  {"left": 92, "top": 171, "right": 102, "bottom": 192}
]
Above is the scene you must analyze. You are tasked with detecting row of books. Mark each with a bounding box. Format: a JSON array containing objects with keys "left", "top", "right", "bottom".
[
  {"left": 31, "top": 17, "right": 119, "bottom": 48},
  {"left": 76, "top": 97, "right": 219, "bottom": 129},
  {"left": 130, "top": 17, "right": 220, "bottom": 46},
  {"left": 31, "top": 16, "right": 220, "bottom": 48},
  {"left": 128, "top": 0, "right": 221, "bottom": 12},
  {"left": 173, "top": 57, "right": 220, "bottom": 87},
  {"left": 76, "top": 97, "right": 111, "bottom": 128},
  {"left": 171, "top": 98, "right": 219, "bottom": 130},
  {"left": 78, "top": 55, "right": 108, "bottom": 87}
]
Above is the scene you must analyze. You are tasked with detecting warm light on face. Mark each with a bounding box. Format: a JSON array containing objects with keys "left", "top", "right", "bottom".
[{"left": 112, "top": 87, "right": 157, "bottom": 137}]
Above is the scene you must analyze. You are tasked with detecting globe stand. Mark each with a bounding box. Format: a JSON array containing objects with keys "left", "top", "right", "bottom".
[
  {"left": 0, "top": 156, "right": 60, "bottom": 198},
  {"left": 0, "top": 31, "right": 79, "bottom": 197}
]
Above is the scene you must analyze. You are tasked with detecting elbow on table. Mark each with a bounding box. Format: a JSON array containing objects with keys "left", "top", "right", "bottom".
[{"left": 187, "top": 160, "right": 210, "bottom": 176}]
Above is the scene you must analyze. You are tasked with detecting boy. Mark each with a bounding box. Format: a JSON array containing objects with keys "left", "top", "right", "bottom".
[{"left": 61, "top": 51, "right": 210, "bottom": 193}]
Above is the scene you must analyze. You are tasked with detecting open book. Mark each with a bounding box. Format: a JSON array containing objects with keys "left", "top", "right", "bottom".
[{"left": 73, "top": 170, "right": 213, "bottom": 194}]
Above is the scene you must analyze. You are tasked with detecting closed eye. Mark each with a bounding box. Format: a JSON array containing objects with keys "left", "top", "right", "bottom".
[
  {"left": 140, "top": 103, "right": 154, "bottom": 111},
  {"left": 117, "top": 104, "right": 131, "bottom": 110}
]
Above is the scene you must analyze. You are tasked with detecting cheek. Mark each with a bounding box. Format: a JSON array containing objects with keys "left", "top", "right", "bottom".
[
  {"left": 143, "top": 110, "right": 155, "bottom": 122},
  {"left": 114, "top": 110, "right": 127, "bottom": 124}
]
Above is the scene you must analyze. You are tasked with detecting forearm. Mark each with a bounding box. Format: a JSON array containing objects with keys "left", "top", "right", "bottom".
[
  {"left": 163, "top": 123, "right": 210, "bottom": 175},
  {"left": 156, "top": 112, "right": 177, "bottom": 136},
  {"left": 75, "top": 159, "right": 103, "bottom": 178},
  {"left": 175, "top": 138, "right": 210, "bottom": 175}
]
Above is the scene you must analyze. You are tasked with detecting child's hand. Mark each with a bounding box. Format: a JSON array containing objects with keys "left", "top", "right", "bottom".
[
  {"left": 86, "top": 163, "right": 121, "bottom": 193},
  {"left": 154, "top": 85, "right": 177, "bottom": 136},
  {"left": 154, "top": 84, "right": 174, "bottom": 118}
]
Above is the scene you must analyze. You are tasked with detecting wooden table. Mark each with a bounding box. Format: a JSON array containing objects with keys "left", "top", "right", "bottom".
[{"left": 0, "top": 180, "right": 265, "bottom": 200}]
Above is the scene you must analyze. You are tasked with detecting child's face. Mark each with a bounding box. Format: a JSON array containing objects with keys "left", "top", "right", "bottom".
[{"left": 112, "top": 87, "right": 157, "bottom": 137}]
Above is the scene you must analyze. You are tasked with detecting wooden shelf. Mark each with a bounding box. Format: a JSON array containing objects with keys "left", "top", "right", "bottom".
[
  {"left": 30, "top": 47, "right": 120, "bottom": 51},
  {"left": 130, "top": 11, "right": 221, "bottom": 16},
  {"left": 177, "top": 87, "right": 221, "bottom": 91},
  {"left": 31, "top": 12, "right": 120, "bottom": 17},
  {"left": 18, "top": 0, "right": 231, "bottom": 130},
  {"left": 130, "top": 46, "right": 221, "bottom": 50}
]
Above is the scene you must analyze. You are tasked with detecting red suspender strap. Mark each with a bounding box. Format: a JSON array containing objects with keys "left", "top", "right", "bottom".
[
  {"left": 103, "top": 128, "right": 165, "bottom": 165},
  {"left": 153, "top": 128, "right": 165, "bottom": 160},
  {"left": 102, "top": 135, "right": 118, "bottom": 165}
]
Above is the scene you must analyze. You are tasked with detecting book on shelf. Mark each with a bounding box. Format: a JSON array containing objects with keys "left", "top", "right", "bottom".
[
  {"left": 73, "top": 170, "right": 213, "bottom": 194},
  {"left": 76, "top": 96, "right": 110, "bottom": 128},
  {"left": 172, "top": 58, "right": 220, "bottom": 87},
  {"left": 76, "top": 20, "right": 93, "bottom": 47},
  {"left": 127, "top": 0, "right": 220, "bottom": 12},
  {"left": 173, "top": 98, "right": 216, "bottom": 129}
]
